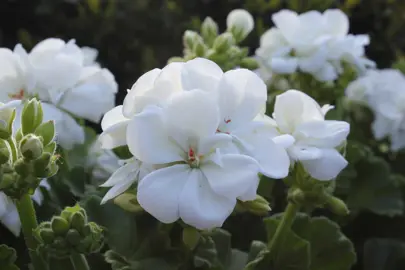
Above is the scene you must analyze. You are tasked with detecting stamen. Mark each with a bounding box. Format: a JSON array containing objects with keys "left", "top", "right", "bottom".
[
  {"left": 9, "top": 89, "right": 25, "bottom": 100},
  {"left": 224, "top": 119, "right": 231, "bottom": 124}
]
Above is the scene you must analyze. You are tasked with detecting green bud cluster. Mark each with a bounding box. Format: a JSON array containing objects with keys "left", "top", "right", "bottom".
[
  {"left": 0, "top": 244, "right": 18, "bottom": 270},
  {"left": 34, "top": 204, "right": 104, "bottom": 259},
  {"left": 168, "top": 16, "right": 258, "bottom": 72},
  {"left": 286, "top": 164, "right": 349, "bottom": 216},
  {"left": 0, "top": 99, "right": 59, "bottom": 200}
]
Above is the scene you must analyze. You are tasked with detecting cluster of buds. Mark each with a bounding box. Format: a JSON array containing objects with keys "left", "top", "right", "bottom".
[
  {"left": 34, "top": 204, "right": 104, "bottom": 259},
  {"left": 0, "top": 99, "right": 58, "bottom": 199},
  {"left": 286, "top": 163, "right": 349, "bottom": 216},
  {"left": 0, "top": 244, "right": 18, "bottom": 269},
  {"left": 168, "top": 9, "right": 258, "bottom": 71}
]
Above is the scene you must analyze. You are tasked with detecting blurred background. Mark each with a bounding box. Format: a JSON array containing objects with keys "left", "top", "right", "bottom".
[{"left": 2, "top": 0, "right": 405, "bottom": 269}]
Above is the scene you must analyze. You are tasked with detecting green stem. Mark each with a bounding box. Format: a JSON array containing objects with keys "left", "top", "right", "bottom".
[
  {"left": 16, "top": 194, "right": 47, "bottom": 270},
  {"left": 268, "top": 202, "right": 300, "bottom": 252},
  {"left": 70, "top": 253, "right": 90, "bottom": 270}
]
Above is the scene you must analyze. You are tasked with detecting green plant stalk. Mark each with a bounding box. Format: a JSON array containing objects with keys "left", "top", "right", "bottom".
[
  {"left": 267, "top": 202, "right": 300, "bottom": 252},
  {"left": 7, "top": 137, "right": 17, "bottom": 162},
  {"left": 16, "top": 194, "right": 48, "bottom": 270},
  {"left": 70, "top": 253, "right": 90, "bottom": 270}
]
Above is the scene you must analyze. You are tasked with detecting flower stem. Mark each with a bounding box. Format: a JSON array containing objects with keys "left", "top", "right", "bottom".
[
  {"left": 70, "top": 253, "right": 90, "bottom": 270},
  {"left": 267, "top": 202, "right": 300, "bottom": 252},
  {"left": 7, "top": 137, "right": 17, "bottom": 162},
  {"left": 16, "top": 193, "right": 47, "bottom": 270}
]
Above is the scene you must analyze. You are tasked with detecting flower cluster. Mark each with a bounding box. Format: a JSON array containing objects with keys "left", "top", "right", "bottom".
[
  {"left": 255, "top": 9, "right": 375, "bottom": 82},
  {"left": 0, "top": 38, "right": 118, "bottom": 149},
  {"left": 346, "top": 69, "right": 405, "bottom": 151},
  {"left": 99, "top": 58, "right": 350, "bottom": 229}
]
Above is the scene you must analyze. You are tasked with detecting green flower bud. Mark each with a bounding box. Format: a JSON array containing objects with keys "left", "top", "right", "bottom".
[
  {"left": 51, "top": 217, "right": 70, "bottom": 236},
  {"left": 182, "top": 227, "right": 200, "bottom": 250},
  {"left": 14, "top": 128, "right": 23, "bottom": 144},
  {"left": 66, "top": 229, "right": 81, "bottom": 246},
  {"left": 239, "top": 57, "right": 259, "bottom": 70},
  {"left": 43, "top": 141, "right": 57, "bottom": 155},
  {"left": 0, "top": 173, "right": 14, "bottom": 190},
  {"left": 13, "top": 158, "right": 31, "bottom": 177},
  {"left": 21, "top": 99, "right": 43, "bottom": 135},
  {"left": 323, "top": 193, "right": 350, "bottom": 216},
  {"left": 201, "top": 16, "right": 218, "bottom": 46},
  {"left": 183, "top": 30, "right": 200, "bottom": 50},
  {"left": 20, "top": 135, "right": 43, "bottom": 160},
  {"left": 193, "top": 39, "right": 208, "bottom": 57},
  {"left": 238, "top": 195, "right": 271, "bottom": 216},
  {"left": 226, "top": 9, "right": 254, "bottom": 43},
  {"left": 0, "top": 102, "right": 16, "bottom": 140},
  {"left": 33, "top": 153, "right": 51, "bottom": 177},
  {"left": 70, "top": 212, "right": 86, "bottom": 232},
  {"left": 40, "top": 228, "right": 55, "bottom": 245},
  {"left": 113, "top": 192, "right": 143, "bottom": 213},
  {"left": 0, "top": 140, "right": 10, "bottom": 165},
  {"left": 213, "top": 33, "right": 235, "bottom": 53},
  {"left": 0, "top": 121, "right": 11, "bottom": 140},
  {"left": 34, "top": 120, "right": 55, "bottom": 146}
]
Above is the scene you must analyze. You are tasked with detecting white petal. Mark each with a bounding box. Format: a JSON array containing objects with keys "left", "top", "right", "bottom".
[
  {"left": 272, "top": 10, "right": 299, "bottom": 45},
  {"left": 324, "top": 9, "right": 349, "bottom": 37},
  {"left": 0, "top": 203, "right": 21, "bottom": 237},
  {"left": 179, "top": 169, "right": 236, "bottom": 229},
  {"left": 272, "top": 134, "right": 295, "bottom": 149},
  {"left": 123, "top": 68, "right": 161, "bottom": 117},
  {"left": 99, "top": 120, "right": 130, "bottom": 149},
  {"left": 298, "top": 46, "right": 328, "bottom": 73},
  {"left": 294, "top": 120, "right": 350, "bottom": 148},
  {"left": 274, "top": 90, "right": 324, "bottom": 133},
  {"left": 166, "top": 90, "right": 220, "bottom": 138},
  {"left": 137, "top": 164, "right": 189, "bottom": 223},
  {"left": 181, "top": 58, "right": 223, "bottom": 92},
  {"left": 31, "top": 188, "right": 44, "bottom": 205},
  {"left": 101, "top": 179, "right": 134, "bottom": 204},
  {"left": 313, "top": 62, "right": 338, "bottom": 82},
  {"left": 288, "top": 145, "right": 323, "bottom": 161},
  {"left": 100, "top": 161, "right": 140, "bottom": 187},
  {"left": 226, "top": 9, "right": 254, "bottom": 37},
  {"left": 301, "top": 149, "right": 348, "bottom": 180},
  {"left": 271, "top": 57, "right": 298, "bottom": 74},
  {"left": 217, "top": 69, "right": 267, "bottom": 131},
  {"left": 101, "top": 106, "right": 127, "bottom": 131},
  {"left": 201, "top": 154, "right": 260, "bottom": 200},
  {"left": 127, "top": 106, "right": 183, "bottom": 164}
]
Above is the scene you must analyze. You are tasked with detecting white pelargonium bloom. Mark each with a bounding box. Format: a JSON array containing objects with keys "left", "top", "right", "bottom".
[
  {"left": 346, "top": 69, "right": 405, "bottom": 151},
  {"left": 271, "top": 90, "right": 350, "bottom": 180},
  {"left": 0, "top": 38, "right": 118, "bottom": 149},
  {"left": 0, "top": 180, "right": 50, "bottom": 236},
  {"left": 255, "top": 9, "right": 375, "bottom": 82},
  {"left": 226, "top": 9, "right": 254, "bottom": 41},
  {"left": 128, "top": 90, "right": 261, "bottom": 229}
]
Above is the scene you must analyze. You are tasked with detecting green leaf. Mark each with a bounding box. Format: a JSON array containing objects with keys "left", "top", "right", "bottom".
[
  {"left": 81, "top": 195, "right": 138, "bottom": 257},
  {"left": 290, "top": 214, "right": 357, "bottom": 270},
  {"left": 245, "top": 218, "right": 310, "bottom": 270},
  {"left": 363, "top": 238, "right": 405, "bottom": 270},
  {"left": 210, "top": 228, "right": 232, "bottom": 266},
  {"left": 226, "top": 249, "right": 248, "bottom": 270},
  {"left": 345, "top": 156, "right": 404, "bottom": 216},
  {"left": 0, "top": 245, "right": 19, "bottom": 269}
]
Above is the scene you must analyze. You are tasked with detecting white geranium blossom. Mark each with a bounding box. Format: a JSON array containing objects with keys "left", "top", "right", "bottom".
[
  {"left": 255, "top": 9, "right": 375, "bottom": 82},
  {"left": 99, "top": 58, "right": 292, "bottom": 229},
  {"left": 128, "top": 91, "right": 261, "bottom": 229},
  {"left": 346, "top": 69, "right": 405, "bottom": 151},
  {"left": 271, "top": 90, "right": 350, "bottom": 180},
  {"left": 0, "top": 38, "right": 118, "bottom": 149},
  {"left": 0, "top": 180, "right": 50, "bottom": 236}
]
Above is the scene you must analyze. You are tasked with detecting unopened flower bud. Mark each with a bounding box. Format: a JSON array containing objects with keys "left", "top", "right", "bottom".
[
  {"left": 34, "top": 120, "right": 55, "bottom": 146},
  {"left": 240, "top": 57, "right": 260, "bottom": 70},
  {"left": 193, "top": 39, "right": 208, "bottom": 57},
  {"left": 213, "top": 33, "right": 235, "bottom": 53},
  {"left": 114, "top": 192, "right": 143, "bottom": 213},
  {"left": 183, "top": 30, "right": 201, "bottom": 50},
  {"left": 13, "top": 158, "right": 31, "bottom": 177},
  {"left": 182, "top": 227, "right": 200, "bottom": 250},
  {"left": 0, "top": 140, "right": 10, "bottom": 165},
  {"left": 40, "top": 228, "right": 55, "bottom": 244},
  {"left": 70, "top": 212, "right": 87, "bottom": 232},
  {"left": 226, "top": 9, "right": 254, "bottom": 43},
  {"left": 21, "top": 99, "right": 43, "bottom": 135},
  {"left": 51, "top": 217, "right": 69, "bottom": 236},
  {"left": 323, "top": 193, "right": 350, "bottom": 216},
  {"left": 20, "top": 135, "right": 43, "bottom": 160},
  {"left": 0, "top": 102, "right": 17, "bottom": 140},
  {"left": 201, "top": 17, "right": 218, "bottom": 46},
  {"left": 14, "top": 128, "right": 23, "bottom": 143},
  {"left": 66, "top": 229, "right": 81, "bottom": 246},
  {"left": 0, "top": 121, "right": 11, "bottom": 140},
  {"left": 33, "top": 153, "right": 51, "bottom": 177},
  {"left": 168, "top": 57, "right": 185, "bottom": 64},
  {"left": 240, "top": 195, "right": 271, "bottom": 216},
  {"left": 0, "top": 173, "right": 14, "bottom": 190}
]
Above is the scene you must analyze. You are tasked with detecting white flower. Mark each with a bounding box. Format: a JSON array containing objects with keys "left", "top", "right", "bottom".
[
  {"left": 346, "top": 69, "right": 405, "bottom": 150},
  {"left": 255, "top": 9, "right": 374, "bottom": 82},
  {"left": 272, "top": 90, "right": 350, "bottom": 180},
  {"left": 128, "top": 90, "right": 261, "bottom": 229},
  {"left": 226, "top": 9, "right": 254, "bottom": 41},
  {"left": 0, "top": 180, "right": 50, "bottom": 236},
  {"left": 0, "top": 38, "right": 118, "bottom": 148}
]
